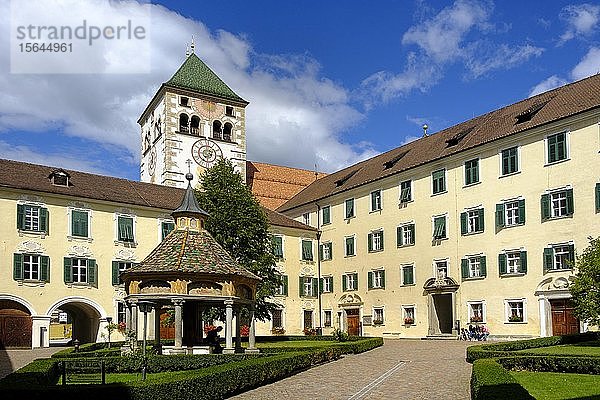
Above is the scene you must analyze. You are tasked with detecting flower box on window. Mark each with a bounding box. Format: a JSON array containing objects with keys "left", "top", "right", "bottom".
[
  {"left": 271, "top": 327, "right": 285, "bottom": 335},
  {"left": 508, "top": 315, "right": 523, "bottom": 322},
  {"left": 373, "top": 319, "right": 384, "bottom": 325},
  {"left": 404, "top": 317, "right": 414, "bottom": 325},
  {"left": 470, "top": 316, "right": 483, "bottom": 323}
]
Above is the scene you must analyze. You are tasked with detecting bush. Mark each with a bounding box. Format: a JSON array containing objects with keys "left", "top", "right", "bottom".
[
  {"left": 0, "top": 358, "right": 61, "bottom": 388},
  {"left": 497, "top": 355, "right": 600, "bottom": 374},
  {"left": 471, "top": 358, "right": 534, "bottom": 400},
  {"left": 466, "top": 332, "right": 599, "bottom": 362}
]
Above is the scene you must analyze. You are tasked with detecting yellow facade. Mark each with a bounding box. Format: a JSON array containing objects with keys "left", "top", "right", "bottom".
[{"left": 279, "top": 109, "right": 600, "bottom": 339}]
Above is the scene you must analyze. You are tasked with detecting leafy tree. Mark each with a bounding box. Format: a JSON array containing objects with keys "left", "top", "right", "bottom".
[
  {"left": 570, "top": 236, "right": 600, "bottom": 326},
  {"left": 196, "top": 159, "right": 280, "bottom": 321}
]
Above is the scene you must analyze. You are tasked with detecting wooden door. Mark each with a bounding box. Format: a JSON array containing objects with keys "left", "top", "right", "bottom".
[
  {"left": 551, "top": 299, "right": 579, "bottom": 336},
  {"left": 0, "top": 309, "right": 32, "bottom": 348},
  {"left": 346, "top": 309, "right": 360, "bottom": 336}
]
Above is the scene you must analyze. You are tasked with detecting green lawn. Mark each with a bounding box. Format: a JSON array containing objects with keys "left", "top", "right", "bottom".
[
  {"left": 511, "top": 371, "right": 600, "bottom": 400},
  {"left": 516, "top": 341, "right": 600, "bottom": 356}
]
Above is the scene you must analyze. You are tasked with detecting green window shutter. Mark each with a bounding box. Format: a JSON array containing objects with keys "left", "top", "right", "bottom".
[
  {"left": 322, "top": 206, "right": 330, "bottom": 224},
  {"left": 13, "top": 253, "right": 24, "bottom": 281},
  {"left": 595, "top": 183, "right": 600, "bottom": 213},
  {"left": 495, "top": 203, "right": 505, "bottom": 228},
  {"left": 118, "top": 217, "right": 134, "bottom": 241},
  {"left": 312, "top": 278, "right": 318, "bottom": 297},
  {"left": 380, "top": 231, "right": 384, "bottom": 250},
  {"left": 519, "top": 251, "right": 528, "bottom": 274},
  {"left": 473, "top": 161, "right": 479, "bottom": 183},
  {"left": 368, "top": 271, "right": 373, "bottom": 289},
  {"left": 498, "top": 253, "right": 507, "bottom": 275},
  {"left": 112, "top": 261, "right": 120, "bottom": 285},
  {"left": 460, "top": 212, "right": 467, "bottom": 235},
  {"left": 404, "top": 267, "right": 414, "bottom": 285},
  {"left": 543, "top": 248, "right": 554, "bottom": 273},
  {"left": 72, "top": 210, "right": 89, "bottom": 237},
  {"left": 409, "top": 224, "right": 415, "bottom": 244},
  {"left": 272, "top": 236, "right": 283, "bottom": 258},
  {"left": 461, "top": 259, "right": 469, "bottom": 279},
  {"left": 568, "top": 244, "right": 575, "bottom": 265},
  {"left": 480, "top": 256, "right": 487, "bottom": 277},
  {"left": 88, "top": 259, "right": 97, "bottom": 286},
  {"left": 381, "top": 270, "right": 386, "bottom": 289},
  {"left": 327, "top": 242, "right": 333, "bottom": 260},
  {"left": 367, "top": 233, "right": 373, "bottom": 252},
  {"left": 342, "top": 275, "right": 347, "bottom": 292},
  {"left": 16, "top": 204, "right": 25, "bottom": 230},
  {"left": 40, "top": 208, "right": 49, "bottom": 234},
  {"left": 518, "top": 199, "right": 526, "bottom": 224},
  {"left": 299, "top": 277, "right": 304, "bottom": 297},
  {"left": 319, "top": 244, "right": 324, "bottom": 261},
  {"left": 354, "top": 273, "right": 359, "bottom": 289},
  {"left": 319, "top": 277, "right": 324, "bottom": 294},
  {"left": 63, "top": 258, "right": 73, "bottom": 284},
  {"left": 40, "top": 256, "right": 50, "bottom": 282},
  {"left": 328, "top": 276, "right": 334, "bottom": 292},
  {"left": 283, "top": 275, "right": 288, "bottom": 296},
  {"left": 548, "top": 135, "right": 556, "bottom": 163},
  {"left": 478, "top": 208, "right": 485, "bottom": 232},
  {"left": 302, "top": 240, "right": 313, "bottom": 261},
  {"left": 541, "top": 194, "right": 550, "bottom": 220},
  {"left": 397, "top": 226, "right": 403, "bottom": 247},
  {"left": 566, "top": 188, "right": 574, "bottom": 215}
]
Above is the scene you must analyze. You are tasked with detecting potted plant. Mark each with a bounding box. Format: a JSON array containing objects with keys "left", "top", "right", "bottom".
[
  {"left": 404, "top": 317, "right": 414, "bottom": 325},
  {"left": 271, "top": 327, "right": 285, "bottom": 335},
  {"left": 470, "top": 315, "right": 483, "bottom": 323},
  {"left": 508, "top": 314, "right": 523, "bottom": 322}
]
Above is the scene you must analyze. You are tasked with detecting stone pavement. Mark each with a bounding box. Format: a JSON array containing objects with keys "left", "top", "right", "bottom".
[
  {"left": 0, "top": 347, "right": 61, "bottom": 379},
  {"left": 231, "top": 339, "right": 473, "bottom": 400}
]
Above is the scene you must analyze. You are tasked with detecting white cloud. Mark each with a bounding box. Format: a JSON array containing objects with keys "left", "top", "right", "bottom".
[
  {"left": 559, "top": 3, "right": 600, "bottom": 44},
  {"left": 0, "top": 0, "right": 374, "bottom": 174},
  {"left": 528, "top": 75, "right": 569, "bottom": 97},
  {"left": 361, "top": 0, "right": 542, "bottom": 103},
  {"left": 402, "top": 0, "right": 491, "bottom": 63},
  {"left": 571, "top": 47, "right": 600, "bottom": 79}
]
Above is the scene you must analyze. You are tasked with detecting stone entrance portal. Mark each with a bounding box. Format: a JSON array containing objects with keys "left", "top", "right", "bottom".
[{"left": 423, "top": 277, "right": 459, "bottom": 337}]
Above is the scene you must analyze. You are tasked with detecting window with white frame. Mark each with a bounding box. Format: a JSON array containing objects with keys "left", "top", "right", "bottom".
[
  {"left": 373, "top": 307, "right": 384, "bottom": 325},
  {"left": 117, "top": 301, "right": 126, "bottom": 324},
  {"left": 344, "top": 236, "right": 356, "bottom": 257},
  {"left": 397, "top": 223, "right": 415, "bottom": 247},
  {"left": 272, "top": 309, "right": 283, "bottom": 329},
  {"left": 435, "top": 260, "right": 448, "bottom": 279},
  {"left": 23, "top": 254, "right": 40, "bottom": 280},
  {"left": 506, "top": 299, "right": 526, "bottom": 322},
  {"left": 302, "top": 212, "right": 310, "bottom": 226},
  {"left": 300, "top": 276, "right": 317, "bottom": 297},
  {"left": 501, "top": 146, "right": 519, "bottom": 175},
  {"left": 303, "top": 310, "right": 314, "bottom": 330},
  {"left": 461, "top": 208, "right": 484, "bottom": 235},
  {"left": 432, "top": 169, "right": 446, "bottom": 194},
  {"left": 275, "top": 274, "right": 288, "bottom": 296},
  {"left": 72, "top": 258, "right": 88, "bottom": 283},
  {"left": 17, "top": 204, "right": 49, "bottom": 233},
  {"left": 499, "top": 250, "right": 527, "bottom": 275},
  {"left": 401, "top": 264, "right": 415, "bottom": 285},
  {"left": 461, "top": 255, "right": 486, "bottom": 279},
  {"left": 343, "top": 273, "right": 358, "bottom": 291},
  {"left": 321, "top": 205, "right": 331, "bottom": 225},
  {"left": 368, "top": 269, "right": 385, "bottom": 289},
  {"left": 345, "top": 198, "right": 355, "bottom": 219},
  {"left": 323, "top": 310, "right": 332, "bottom": 327},
  {"left": 370, "top": 190, "right": 382, "bottom": 211},
  {"left": 543, "top": 244, "right": 575, "bottom": 272},
  {"left": 272, "top": 235, "right": 284, "bottom": 258},
  {"left": 161, "top": 220, "right": 175, "bottom": 240},
  {"left": 496, "top": 199, "right": 525, "bottom": 228},
  {"left": 320, "top": 242, "right": 332, "bottom": 261},
  {"left": 64, "top": 257, "right": 96, "bottom": 286},
  {"left": 301, "top": 239, "right": 313, "bottom": 261},
  {"left": 400, "top": 180, "right": 412, "bottom": 203},
  {"left": 112, "top": 261, "right": 132, "bottom": 285},
  {"left": 403, "top": 305, "right": 415, "bottom": 325},
  {"left": 468, "top": 301, "right": 485, "bottom": 323},
  {"left": 368, "top": 229, "right": 384, "bottom": 252},
  {"left": 321, "top": 276, "right": 333, "bottom": 293},
  {"left": 541, "top": 189, "right": 574, "bottom": 220},
  {"left": 433, "top": 215, "right": 447, "bottom": 240}
]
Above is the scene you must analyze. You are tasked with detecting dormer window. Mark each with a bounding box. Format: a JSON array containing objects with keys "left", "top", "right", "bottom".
[
  {"left": 446, "top": 127, "right": 474, "bottom": 147},
  {"left": 225, "top": 106, "right": 234, "bottom": 117},
  {"left": 515, "top": 99, "right": 550, "bottom": 124},
  {"left": 180, "top": 96, "right": 189, "bottom": 107},
  {"left": 49, "top": 170, "right": 70, "bottom": 187}
]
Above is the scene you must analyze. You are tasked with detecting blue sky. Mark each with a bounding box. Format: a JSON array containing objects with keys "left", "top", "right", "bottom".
[{"left": 1, "top": 0, "right": 599, "bottom": 179}]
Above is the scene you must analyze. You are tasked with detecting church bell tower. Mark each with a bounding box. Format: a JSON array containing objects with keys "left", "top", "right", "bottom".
[{"left": 138, "top": 39, "right": 248, "bottom": 188}]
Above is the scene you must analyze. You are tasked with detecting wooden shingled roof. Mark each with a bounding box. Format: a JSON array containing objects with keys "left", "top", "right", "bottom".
[
  {"left": 278, "top": 73, "right": 600, "bottom": 213},
  {"left": 125, "top": 225, "right": 260, "bottom": 280}
]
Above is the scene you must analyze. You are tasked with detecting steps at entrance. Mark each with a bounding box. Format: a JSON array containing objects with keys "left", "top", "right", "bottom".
[{"left": 423, "top": 334, "right": 458, "bottom": 340}]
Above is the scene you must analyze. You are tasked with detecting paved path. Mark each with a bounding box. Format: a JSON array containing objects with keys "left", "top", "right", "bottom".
[
  {"left": 231, "top": 340, "right": 473, "bottom": 400},
  {"left": 0, "top": 347, "right": 61, "bottom": 379}
]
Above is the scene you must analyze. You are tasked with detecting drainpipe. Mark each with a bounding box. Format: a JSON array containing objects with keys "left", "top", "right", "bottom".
[{"left": 316, "top": 203, "right": 323, "bottom": 336}]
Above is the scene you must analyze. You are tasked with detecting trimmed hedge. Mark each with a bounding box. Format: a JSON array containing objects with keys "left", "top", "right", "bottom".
[
  {"left": 0, "top": 358, "right": 61, "bottom": 388},
  {"left": 471, "top": 358, "right": 534, "bottom": 400},
  {"left": 466, "top": 332, "right": 599, "bottom": 362},
  {"left": 497, "top": 355, "right": 600, "bottom": 374}
]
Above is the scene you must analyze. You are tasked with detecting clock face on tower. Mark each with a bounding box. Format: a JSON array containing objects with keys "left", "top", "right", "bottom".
[{"left": 191, "top": 139, "right": 223, "bottom": 168}]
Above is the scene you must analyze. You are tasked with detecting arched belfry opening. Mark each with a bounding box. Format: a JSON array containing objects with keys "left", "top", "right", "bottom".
[{"left": 121, "top": 172, "right": 261, "bottom": 354}]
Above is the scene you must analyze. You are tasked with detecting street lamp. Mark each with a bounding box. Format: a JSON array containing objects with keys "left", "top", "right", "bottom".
[
  {"left": 137, "top": 301, "right": 154, "bottom": 380},
  {"left": 106, "top": 316, "right": 113, "bottom": 348}
]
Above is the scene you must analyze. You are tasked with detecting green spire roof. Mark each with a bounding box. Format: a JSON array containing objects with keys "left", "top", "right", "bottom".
[{"left": 166, "top": 54, "right": 247, "bottom": 104}]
